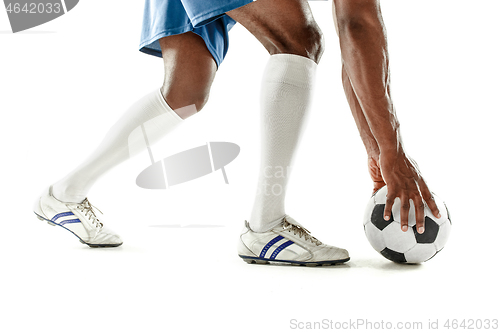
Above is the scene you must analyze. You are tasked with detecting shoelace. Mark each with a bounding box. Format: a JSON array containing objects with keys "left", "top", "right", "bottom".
[
  {"left": 77, "top": 199, "right": 103, "bottom": 228},
  {"left": 282, "top": 217, "right": 322, "bottom": 246}
]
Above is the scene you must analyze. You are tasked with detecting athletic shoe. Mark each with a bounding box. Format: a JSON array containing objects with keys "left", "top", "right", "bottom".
[
  {"left": 237, "top": 215, "right": 349, "bottom": 266},
  {"left": 33, "top": 186, "right": 122, "bottom": 248}
]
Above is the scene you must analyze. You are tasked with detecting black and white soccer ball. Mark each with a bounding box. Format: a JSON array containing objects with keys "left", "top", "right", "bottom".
[{"left": 363, "top": 186, "right": 451, "bottom": 263}]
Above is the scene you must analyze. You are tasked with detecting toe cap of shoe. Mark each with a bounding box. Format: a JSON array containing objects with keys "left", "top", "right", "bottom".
[
  {"left": 91, "top": 227, "right": 123, "bottom": 245},
  {"left": 314, "top": 245, "right": 349, "bottom": 261}
]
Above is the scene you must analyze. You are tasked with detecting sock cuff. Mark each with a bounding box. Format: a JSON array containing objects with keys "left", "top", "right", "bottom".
[
  {"left": 263, "top": 54, "right": 317, "bottom": 88},
  {"left": 155, "top": 89, "right": 183, "bottom": 123}
]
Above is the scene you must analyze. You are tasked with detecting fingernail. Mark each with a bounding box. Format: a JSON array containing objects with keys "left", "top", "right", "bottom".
[
  {"left": 418, "top": 227, "right": 424, "bottom": 234},
  {"left": 402, "top": 225, "right": 408, "bottom": 232},
  {"left": 437, "top": 213, "right": 442, "bottom": 218},
  {"left": 384, "top": 215, "right": 390, "bottom": 221}
]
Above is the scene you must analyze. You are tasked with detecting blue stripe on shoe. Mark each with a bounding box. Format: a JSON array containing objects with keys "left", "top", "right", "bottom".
[
  {"left": 51, "top": 211, "right": 75, "bottom": 222},
  {"left": 59, "top": 219, "right": 81, "bottom": 226},
  {"left": 270, "top": 240, "right": 294, "bottom": 260},
  {"left": 259, "top": 235, "right": 284, "bottom": 258}
]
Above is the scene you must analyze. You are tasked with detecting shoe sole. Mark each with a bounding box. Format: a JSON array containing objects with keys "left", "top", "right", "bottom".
[
  {"left": 238, "top": 255, "right": 350, "bottom": 266},
  {"left": 34, "top": 212, "right": 122, "bottom": 248}
]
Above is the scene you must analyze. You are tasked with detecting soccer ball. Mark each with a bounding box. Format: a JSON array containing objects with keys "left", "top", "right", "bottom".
[{"left": 363, "top": 186, "right": 451, "bottom": 263}]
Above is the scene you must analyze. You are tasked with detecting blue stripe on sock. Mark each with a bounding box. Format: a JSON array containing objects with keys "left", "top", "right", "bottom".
[
  {"left": 270, "top": 240, "right": 294, "bottom": 259},
  {"left": 260, "top": 235, "right": 284, "bottom": 258}
]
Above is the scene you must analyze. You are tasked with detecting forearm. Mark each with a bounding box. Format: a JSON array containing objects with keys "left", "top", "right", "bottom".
[
  {"left": 341, "top": 64, "right": 380, "bottom": 158},
  {"left": 335, "top": 0, "right": 401, "bottom": 153}
]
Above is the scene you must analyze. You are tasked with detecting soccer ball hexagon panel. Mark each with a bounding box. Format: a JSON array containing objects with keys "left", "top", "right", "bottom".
[{"left": 363, "top": 186, "right": 451, "bottom": 264}]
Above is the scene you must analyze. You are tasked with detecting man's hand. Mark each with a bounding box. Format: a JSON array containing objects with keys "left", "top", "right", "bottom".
[{"left": 377, "top": 149, "right": 441, "bottom": 234}]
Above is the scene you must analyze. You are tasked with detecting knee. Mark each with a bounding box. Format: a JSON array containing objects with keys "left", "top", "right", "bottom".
[
  {"left": 161, "top": 87, "right": 210, "bottom": 114},
  {"left": 270, "top": 23, "right": 325, "bottom": 64}
]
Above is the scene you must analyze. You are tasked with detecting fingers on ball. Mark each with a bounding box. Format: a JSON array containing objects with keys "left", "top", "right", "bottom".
[
  {"left": 400, "top": 197, "right": 411, "bottom": 230},
  {"left": 419, "top": 180, "right": 441, "bottom": 219},
  {"left": 384, "top": 194, "right": 395, "bottom": 221}
]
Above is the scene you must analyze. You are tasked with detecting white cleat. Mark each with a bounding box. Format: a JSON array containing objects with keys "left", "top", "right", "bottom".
[
  {"left": 238, "top": 215, "right": 349, "bottom": 266},
  {"left": 33, "top": 186, "right": 122, "bottom": 248}
]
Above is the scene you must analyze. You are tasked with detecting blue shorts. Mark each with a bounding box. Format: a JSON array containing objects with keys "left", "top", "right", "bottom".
[{"left": 139, "top": 0, "right": 254, "bottom": 67}]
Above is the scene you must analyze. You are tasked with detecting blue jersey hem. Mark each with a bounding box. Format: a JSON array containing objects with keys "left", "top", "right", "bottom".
[{"left": 139, "top": 28, "right": 223, "bottom": 68}]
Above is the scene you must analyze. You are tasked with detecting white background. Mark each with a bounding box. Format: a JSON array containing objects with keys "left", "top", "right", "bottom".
[{"left": 1, "top": 1, "right": 499, "bottom": 332}]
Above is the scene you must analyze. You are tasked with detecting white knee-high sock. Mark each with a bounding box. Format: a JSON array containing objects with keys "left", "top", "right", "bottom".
[
  {"left": 52, "top": 89, "right": 186, "bottom": 203},
  {"left": 249, "top": 54, "right": 317, "bottom": 232}
]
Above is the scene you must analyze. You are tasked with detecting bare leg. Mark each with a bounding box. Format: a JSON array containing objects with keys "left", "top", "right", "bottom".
[
  {"left": 227, "top": 0, "right": 323, "bottom": 63},
  {"left": 159, "top": 32, "right": 217, "bottom": 113}
]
